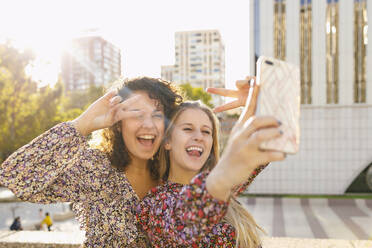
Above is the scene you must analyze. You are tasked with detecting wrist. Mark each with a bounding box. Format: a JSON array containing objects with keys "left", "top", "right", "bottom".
[
  {"left": 206, "top": 169, "right": 233, "bottom": 202},
  {"left": 72, "top": 116, "right": 91, "bottom": 136}
]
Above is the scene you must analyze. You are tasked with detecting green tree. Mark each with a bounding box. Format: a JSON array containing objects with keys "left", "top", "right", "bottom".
[
  {"left": 179, "top": 83, "right": 214, "bottom": 108},
  {"left": 63, "top": 84, "right": 104, "bottom": 110},
  {"left": 0, "top": 43, "right": 64, "bottom": 162},
  {"left": 0, "top": 43, "right": 106, "bottom": 163}
]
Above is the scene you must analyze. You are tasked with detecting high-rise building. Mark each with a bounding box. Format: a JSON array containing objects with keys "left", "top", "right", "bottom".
[
  {"left": 61, "top": 36, "right": 121, "bottom": 91},
  {"left": 172, "top": 30, "right": 225, "bottom": 106},
  {"left": 161, "top": 65, "right": 175, "bottom": 82},
  {"left": 246, "top": 0, "right": 372, "bottom": 195}
]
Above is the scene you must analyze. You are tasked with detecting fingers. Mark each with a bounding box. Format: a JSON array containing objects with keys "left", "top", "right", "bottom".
[
  {"left": 109, "top": 95, "right": 142, "bottom": 124},
  {"left": 236, "top": 81, "right": 259, "bottom": 125},
  {"left": 235, "top": 80, "right": 249, "bottom": 89},
  {"left": 114, "top": 109, "right": 143, "bottom": 123},
  {"left": 206, "top": 87, "right": 240, "bottom": 98},
  {"left": 109, "top": 95, "right": 122, "bottom": 106},
  {"left": 213, "top": 100, "right": 241, "bottom": 113},
  {"left": 234, "top": 116, "right": 281, "bottom": 140},
  {"left": 103, "top": 89, "right": 118, "bottom": 101},
  {"left": 245, "top": 76, "right": 256, "bottom": 82},
  {"left": 111, "top": 94, "right": 141, "bottom": 110},
  {"left": 236, "top": 76, "right": 255, "bottom": 89},
  {"left": 243, "top": 116, "right": 281, "bottom": 130},
  {"left": 260, "top": 151, "right": 286, "bottom": 164},
  {"left": 250, "top": 127, "right": 283, "bottom": 145}
]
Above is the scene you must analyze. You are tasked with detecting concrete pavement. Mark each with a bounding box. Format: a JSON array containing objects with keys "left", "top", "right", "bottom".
[
  {"left": 1, "top": 187, "right": 372, "bottom": 242},
  {"left": 241, "top": 197, "right": 372, "bottom": 240}
]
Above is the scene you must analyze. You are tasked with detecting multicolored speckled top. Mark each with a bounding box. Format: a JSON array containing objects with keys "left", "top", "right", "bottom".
[
  {"left": 137, "top": 167, "right": 266, "bottom": 248},
  {"left": 0, "top": 122, "right": 150, "bottom": 248},
  {"left": 137, "top": 171, "right": 234, "bottom": 247}
]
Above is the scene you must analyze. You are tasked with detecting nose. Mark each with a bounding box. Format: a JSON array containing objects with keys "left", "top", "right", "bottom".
[
  {"left": 193, "top": 130, "right": 204, "bottom": 141},
  {"left": 141, "top": 115, "right": 155, "bottom": 129}
]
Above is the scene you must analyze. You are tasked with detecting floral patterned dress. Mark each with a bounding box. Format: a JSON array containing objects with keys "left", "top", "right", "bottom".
[
  {"left": 0, "top": 122, "right": 150, "bottom": 248},
  {"left": 137, "top": 165, "right": 267, "bottom": 248}
]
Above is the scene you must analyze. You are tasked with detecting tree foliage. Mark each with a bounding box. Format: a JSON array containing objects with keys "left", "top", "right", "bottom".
[
  {"left": 179, "top": 83, "right": 214, "bottom": 108},
  {"left": 0, "top": 44, "right": 216, "bottom": 163},
  {"left": 0, "top": 43, "right": 100, "bottom": 163}
]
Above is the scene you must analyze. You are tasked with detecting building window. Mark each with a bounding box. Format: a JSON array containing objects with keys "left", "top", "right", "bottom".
[
  {"left": 300, "top": 0, "right": 312, "bottom": 104},
  {"left": 326, "top": 0, "right": 339, "bottom": 104},
  {"left": 354, "top": 0, "right": 368, "bottom": 103},
  {"left": 274, "top": 0, "right": 286, "bottom": 60}
]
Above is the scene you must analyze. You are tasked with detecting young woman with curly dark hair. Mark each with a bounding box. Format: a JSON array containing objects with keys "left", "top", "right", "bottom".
[{"left": 0, "top": 77, "right": 182, "bottom": 247}]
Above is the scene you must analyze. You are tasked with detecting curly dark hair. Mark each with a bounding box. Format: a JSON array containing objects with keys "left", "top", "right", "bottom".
[{"left": 97, "top": 77, "right": 183, "bottom": 179}]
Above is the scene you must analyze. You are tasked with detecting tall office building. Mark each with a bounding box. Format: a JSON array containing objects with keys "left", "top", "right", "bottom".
[
  {"left": 172, "top": 30, "right": 225, "bottom": 106},
  {"left": 61, "top": 36, "right": 121, "bottom": 91},
  {"left": 246, "top": 0, "right": 372, "bottom": 195},
  {"left": 161, "top": 65, "right": 175, "bottom": 82}
]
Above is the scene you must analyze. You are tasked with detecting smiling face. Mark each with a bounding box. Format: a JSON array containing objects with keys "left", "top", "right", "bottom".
[
  {"left": 166, "top": 108, "right": 214, "bottom": 179},
  {"left": 120, "top": 91, "right": 165, "bottom": 162}
]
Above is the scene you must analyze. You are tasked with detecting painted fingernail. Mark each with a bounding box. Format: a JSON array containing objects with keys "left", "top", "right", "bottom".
[
  {"left": 279, "top": 130, "right": 283, "bottom": 135},
  {"left": 277, "top": 120, "right": 282, "bottom": 125}
]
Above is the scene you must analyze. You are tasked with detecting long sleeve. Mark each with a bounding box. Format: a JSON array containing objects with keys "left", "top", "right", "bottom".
[
  {"left": 0, "top": 122, "right": 152, "bottom": 247},
  {"left": 138, "top": 171, "right": 230, "bottom": 247},
  {"left": 233, "top": 164, "right": 268, "bottom": 197},
  {"left": 0, "top": 122, "right": 107, "bottom": 203},
  {"left": 174, "top": 172, "right": 229, "bottom": 242}
]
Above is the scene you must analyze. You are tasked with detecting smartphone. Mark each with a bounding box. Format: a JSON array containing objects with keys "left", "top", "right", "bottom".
[{"left": 255, "top": 56, "right": 301, "bottom": 154}]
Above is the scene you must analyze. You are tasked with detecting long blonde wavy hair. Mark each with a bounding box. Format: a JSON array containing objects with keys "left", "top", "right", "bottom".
[{"left": 158, "top": 101, "right": 264, "bottom": 248}]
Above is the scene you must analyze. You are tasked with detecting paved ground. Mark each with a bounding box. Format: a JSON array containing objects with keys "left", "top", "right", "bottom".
[
  {"left": 240, "top": 197, "right": 372, "bottom": 240},
  {"left": 1, "top": 232, "right": 372, "bottom": 248},
  {"left": 0, "top": 201, "right": 80, "bottom": 232},
  {"left": 1, "top": 187, "right": 371, "bottom": 241}
]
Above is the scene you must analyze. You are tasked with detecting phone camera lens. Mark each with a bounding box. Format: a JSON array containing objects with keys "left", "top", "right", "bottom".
[{"left": 265, "top": 60, "right": 274, "bottom": 65}]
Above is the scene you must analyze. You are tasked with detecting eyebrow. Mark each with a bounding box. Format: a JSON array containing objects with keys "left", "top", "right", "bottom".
[
  {"left": 127, "top": 108, "right": 163, "bottom": 113},
  {"left": 180, "top": 123, "right": 212, "bottom": 130}
]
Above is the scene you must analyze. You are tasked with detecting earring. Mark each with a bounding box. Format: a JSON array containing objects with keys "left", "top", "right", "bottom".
[{"left": 165, "top": 143, "right": 171, "bottom": 150}]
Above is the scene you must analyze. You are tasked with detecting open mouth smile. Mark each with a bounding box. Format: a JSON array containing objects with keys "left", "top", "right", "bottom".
[
  {"left": 185, "top": 146, "right": 204, "bottom": 157},
  {"left": 137, "top": 134, "right": 156, "bottom": 146}
]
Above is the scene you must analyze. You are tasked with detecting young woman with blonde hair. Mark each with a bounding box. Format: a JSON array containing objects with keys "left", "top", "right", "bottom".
[{"left": 137, "top": 82, "right": 285, "bottom": 247}]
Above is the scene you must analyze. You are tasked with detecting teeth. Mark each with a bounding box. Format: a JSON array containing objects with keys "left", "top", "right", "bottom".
[
  {"left": 138, "top": 135, "right": 155, "bottom": 140},
  {"left": 186, "top": 146, "right": 203, "bottom": 152}
]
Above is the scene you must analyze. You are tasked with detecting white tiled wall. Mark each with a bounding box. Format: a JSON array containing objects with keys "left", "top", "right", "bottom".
[{"left": 247, "top": 106, "right": 372, "bottom": 194}]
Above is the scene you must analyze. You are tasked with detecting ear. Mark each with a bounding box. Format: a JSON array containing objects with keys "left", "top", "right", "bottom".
[{"left": 164, "top": 142, "right": 171, "bottom": 150}]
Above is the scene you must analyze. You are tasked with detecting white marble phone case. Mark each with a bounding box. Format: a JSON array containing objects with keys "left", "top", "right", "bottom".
[{"left": 255, "top": 56, "right": 301, "bottom": 154}]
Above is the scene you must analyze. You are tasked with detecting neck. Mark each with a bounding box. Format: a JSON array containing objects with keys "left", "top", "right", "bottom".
[
  {"left": 168, "top": 166, "right": 197, "bottom": 185},
  {"left": 126, "top": 156, "right": 149, "bottom": 175}
]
